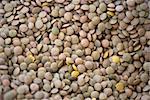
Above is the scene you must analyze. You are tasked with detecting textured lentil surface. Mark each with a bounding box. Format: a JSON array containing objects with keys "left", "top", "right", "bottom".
[{"left": 0, "top": 0, "right": 150, "bottom": 100}]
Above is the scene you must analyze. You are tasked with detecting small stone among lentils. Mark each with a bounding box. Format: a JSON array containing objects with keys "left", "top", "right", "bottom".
[{"left": 0, "top": 0, "right": 150, "bottom": 99}]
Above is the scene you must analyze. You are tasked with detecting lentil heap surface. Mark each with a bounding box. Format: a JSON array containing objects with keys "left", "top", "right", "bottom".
[{"left": 0, "top": 0, "right": 150, "bottom": 100}]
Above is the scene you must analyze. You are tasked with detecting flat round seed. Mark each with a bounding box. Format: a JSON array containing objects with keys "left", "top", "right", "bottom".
[
  {"left": 122, "top": 53, "right": 132, "bottom": 62},
  {"left": 91, "top": 51, "right": 100, "bottom": 60},
  {"left": 99, "top": 3, "right": 107, "bottom": 12},
  {"left": 34, "top": 91, "right": 44, "bottom": 99},
  {"left": 72, "top": 0, "right": 80, "bottom": 4},
  {"left": 115, "top": 82, "right": 125, "bottom": 92},
  {"left": 81, "top": 39, "right": 89, "bottom": 48},
  {"left": 20, "top": 7, "right": 29, "bottom": 14},
  {"left": 127, "top": 0, "right": 135, "bottom": 6},
  {"left": 143, "top": 62, "right": 150, "bottom": 71},
  {"left": 51, "top": 9, "right": 59, "bottom": 17},
  {"left": 106, "top": 67, "right": 114, "bottom": 75},
  {"left": 92, "top": 16, "right": 100, "bottom": 25},
  {"left": 140, "top": 73, "right": 149, "bottom": 82},
  {"left": 35, "top": 19, "right": 43, "bottom": 29},
  {"left": 99, "top": 93, "right": 107, "bottom": 100},
  {"left": 9, "top": 30, "right": 17, "bottom": 37},
  {"left": 54, "top": 79, "right": 62, "bottom": 88},
  {"left": 98, "top": 23, "right": 105, "bottom": 32},
  {"left": 55, "top": 0, "right": 65, "bottom": 3},
  {"left": 39, "top": 11, "right": 47, "bottom": 18},
  {"left": 94, "top": 83, "right": 102, "bottom": 91},
  {"left": 81, "top": 5, "right": 89, "bottom": 10},
  {"left": 14, "top": 46, "right": 23, "bottom": 56},
  {"left": 115, "top": 5, "right": 124, "bottom": 12},
  {"left": 4, "top": 90, "right": 17, "bottom": 100},
  {"left": 77, "top": 64, "right": 86, "bottom": 73},
  {"left": 4, "top": 3, "right": 14, "bottom": 12},
  {"left": 111, "top": 55, "right": 120, "bottom": 63},
  {"left": 52, "top": 27, "right": 59, "bottom": 35},
  {"left": 104, "top": 88, "right": 112, "bottom": 96},
  {"left": 30, "top": 83, "right": 39, "bottom": 92},
  {"left": 102, "top": 39, "right": 109, "bottom": 48},
  {"left": 91, "top": 91, "right": 99, "bottom": 98},
  {"left": 71, "top": 71, "right": 80, "bottom": 78},
  {"left": 43, "top": 84, "right": 51, "bottom": 92},
  {"left": 55, "top": 39, "right": 63, "bottom": 46},
  {"left": 85, "top": 61, "right": 94, "bottom": 70},
  {"left": 100, "top": 13, "right": 107, "bottom": 20},
  {"left": 64, "top": 12, "right": 73, "bottom": 21},
  {"left": 19, "top": 24, "right": 28, "bottom": 32}
]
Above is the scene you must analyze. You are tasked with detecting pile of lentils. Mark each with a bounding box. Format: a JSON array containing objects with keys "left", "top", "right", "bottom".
[{"left": 0, "top": 0, "right": 150, "bottom": 100}]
